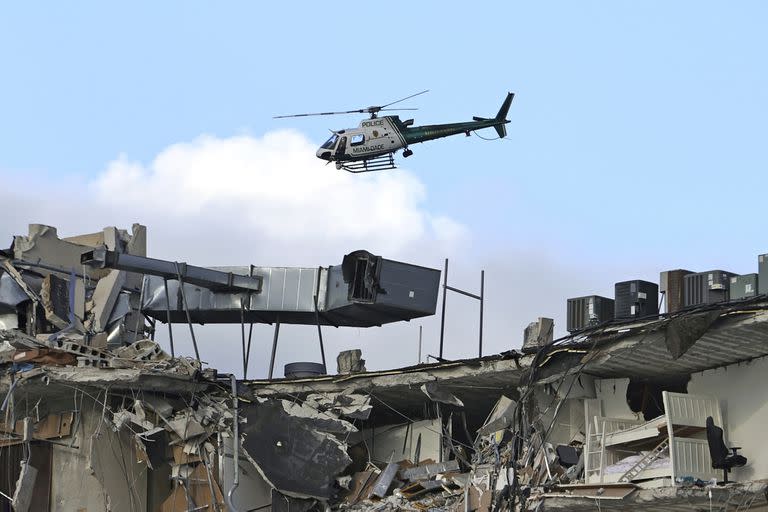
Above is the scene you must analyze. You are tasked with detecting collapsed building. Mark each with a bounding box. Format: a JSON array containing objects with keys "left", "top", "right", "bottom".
[{"left": 1, "top": 224, "right": 768, "bottom": 511}]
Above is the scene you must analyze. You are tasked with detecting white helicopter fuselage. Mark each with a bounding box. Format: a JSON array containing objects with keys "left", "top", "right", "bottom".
[{"left": 316, "top": 116, "right": 406, "bottom": 163}]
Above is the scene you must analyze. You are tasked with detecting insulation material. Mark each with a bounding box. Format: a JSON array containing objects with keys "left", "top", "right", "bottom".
[{"left": 421, "top": 382, "right": 464, "bottom": 407}]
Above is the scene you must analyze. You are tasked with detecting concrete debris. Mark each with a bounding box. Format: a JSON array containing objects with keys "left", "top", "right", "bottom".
[
  {"left": 399, "top": 460, "right": 460, "bottom": 481},
  {"left": 370, "top": 461, "right": 400, "bottom": 498},
  {"left": 11, "top": 460, "right": 38, "bottom": 512},
  {"left": 281, "top": 399, "right": 358, "bottom": 434},
  {"left": 476, "top": 395, "right": 516, "bottom": 436},
  {"left": 303, "top": 390, "right": 373, "bottom": 420},
  {"left": 523, "top": 317, "right": 554, "bottom": 351},
  {"left": 337, "top": 348, "right": 367, "bottom": 374}
]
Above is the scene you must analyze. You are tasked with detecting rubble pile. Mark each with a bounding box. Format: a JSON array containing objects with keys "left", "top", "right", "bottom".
[{"left": 3, "top": 222, "right": 768, "bottom": 511}]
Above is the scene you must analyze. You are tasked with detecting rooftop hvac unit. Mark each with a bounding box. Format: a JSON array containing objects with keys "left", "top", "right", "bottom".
[
  {"left": 614, "top": 280, "right": 659, "bottom": 319},
  {"left": 284, "top": 362, "right": 326, "bottom": 379},
  {"left": 567, "top": 295, "right": 614, "bottom": 333},
  {"left": 760, "top": 254, "right": 768, "bottom": 295},
  {"left": 683, "top": 270, "right": 738, "bottom": 307},
  {"left": 660, "top": 269, "right": 692, "bottom": 314},
  {"left": 730, "top": 274, "right": 758, "bottom": 300}
]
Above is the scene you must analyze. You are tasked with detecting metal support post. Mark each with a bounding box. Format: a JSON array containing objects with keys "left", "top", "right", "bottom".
[
  {"left": 268, "top": 317, "right": 281, "bottom": 380},
  {"left": 439, "top": 259, "right": 485, "bottom": 360},
  {"left": 175, "top": 262, "right": 200, "bottom": 362},
  {"left": 479, "top": 270, "right": 484, "bottom": 358},
  {"left": 313, "top": 294, "right": 327, "bottom": 372},
  {"left": 162, "top": 278, "right": 175, "bottom": 357},
  {"left": 439, "top": 258, "right": 448, "bottom": 359}
]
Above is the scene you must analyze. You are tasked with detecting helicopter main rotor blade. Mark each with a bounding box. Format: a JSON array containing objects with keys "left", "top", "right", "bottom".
[
  {"left": 273, "top": 91, "right": 427, "bottom": 118},
  {"left": 380, "top": 89, "right": 429, "bottom": 109},
  {"left": 378, "top": 108, "right": 419, "bottom": 112},
  {"left": 273, "top": 109, "right": 365, "bottom": 119}
]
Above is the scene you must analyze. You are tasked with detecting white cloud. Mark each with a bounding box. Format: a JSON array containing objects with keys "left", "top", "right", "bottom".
[{"left": 91, "top": 130, "right": 465, "bottom": 259}]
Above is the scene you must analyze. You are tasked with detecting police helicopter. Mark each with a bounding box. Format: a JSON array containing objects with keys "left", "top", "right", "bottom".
[{"left": 274, "top": 90, "right": 514, "bottom": 173}]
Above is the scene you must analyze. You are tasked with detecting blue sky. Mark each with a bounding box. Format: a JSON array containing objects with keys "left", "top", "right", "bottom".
[{"left": 1, "top": 3, "right": 767, "bottom": 372}]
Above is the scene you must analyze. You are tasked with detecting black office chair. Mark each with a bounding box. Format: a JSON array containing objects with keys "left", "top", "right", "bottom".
[{"left": 706, "top": 416, "right": 747, "bottom": 483}]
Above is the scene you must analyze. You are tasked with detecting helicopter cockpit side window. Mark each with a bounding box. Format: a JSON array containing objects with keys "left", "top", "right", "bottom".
[
  {"left": 321, "top": 134, "right": 339, "bottom": 149},
  {"left": 350, "top": 134, "right": 365, "bottom": 146}
]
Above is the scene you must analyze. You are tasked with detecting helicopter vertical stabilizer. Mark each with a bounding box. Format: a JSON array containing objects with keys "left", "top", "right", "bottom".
[
  {"left": 493, "top": 92, "right": 514, "bottom": 138},
  {"left": 472, "top": 92, "right": 514, "bottom": 138}
]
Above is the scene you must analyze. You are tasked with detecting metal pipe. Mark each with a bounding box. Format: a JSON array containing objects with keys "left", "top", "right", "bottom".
[
  {"left": 445, "top": 285, "right": 481, "bottom": 300},
  {"left": 225, "top": 374, "right": 242, "bottom": 512},
  {"left": 268, "top": 318, "right": 281, "bottom": 379},
  {"left": 439, "top": 258, "right": 448, "bottom": 359},
  {"left": 418, "top": 325, "right": 422, "bottom": 364}
]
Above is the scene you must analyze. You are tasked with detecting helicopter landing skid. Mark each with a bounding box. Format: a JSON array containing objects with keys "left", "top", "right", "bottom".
[{"left": 339, "top": 153, "right": 397, "bottom": 173}]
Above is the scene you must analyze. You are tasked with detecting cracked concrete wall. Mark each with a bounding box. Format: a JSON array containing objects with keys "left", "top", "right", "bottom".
[{"left": 50, "top": 396, "right": 148, "bottom": 512}]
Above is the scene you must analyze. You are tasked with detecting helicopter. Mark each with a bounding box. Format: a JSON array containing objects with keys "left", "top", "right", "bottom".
[{"left": 274, "top": 90, "right": 514, "bottom": 173}]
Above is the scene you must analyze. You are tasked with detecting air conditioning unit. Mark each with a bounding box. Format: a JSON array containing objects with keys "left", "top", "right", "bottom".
[
  {"left": 614, "top": 280, "right": 659, "bottom": 319},
  {"left": 730, "top": 274, "right": 758, "bottom": 300},
  {"left": 567, "top": 295, "right": 614, "bottom": 333},
  {"left": 759, "top": 254, "right": 768, "bottom": 295},
  {"left": 683, "top": 270, "right": 738, "bottom": 307},
  {"left": 660, "top": 269, "right": 692, "bottom": 314}
]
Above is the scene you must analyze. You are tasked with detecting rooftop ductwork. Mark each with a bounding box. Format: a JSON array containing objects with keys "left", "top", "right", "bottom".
[{"left": 96, "top": 249, "right": 440, "bottom": 328}]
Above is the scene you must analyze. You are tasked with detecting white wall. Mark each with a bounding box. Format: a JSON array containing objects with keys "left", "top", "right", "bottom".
[
  {"left": 590, "top": 356, "right": 768, "bottom": 481},
  {"left": 534, "top": 388, "right": 590, "bottom": 446},
  {"left": 352, "top": 419, "right": 442, "bottom": 464},
  {"left": 689, "top": 357, "right": 768, "bottom": 481}
]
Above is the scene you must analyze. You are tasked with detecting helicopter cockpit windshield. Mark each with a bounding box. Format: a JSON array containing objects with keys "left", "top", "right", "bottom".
[{"left": 321, "top": 134, "right": 339, "bottom": 149}]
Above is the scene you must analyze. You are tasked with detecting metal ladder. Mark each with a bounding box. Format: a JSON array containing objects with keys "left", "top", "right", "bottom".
[
  {"left": 618, "top": 438, "right": 669, "bottom": 483},
  {"left": 584, "top": 419, "right": 606, "bottom": 483}
]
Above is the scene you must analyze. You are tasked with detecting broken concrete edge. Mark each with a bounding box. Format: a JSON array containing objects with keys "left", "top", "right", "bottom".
[
  {"left": 244, "top": 353, "right": 531, "bottom": 396},
  {"left": 535, "top": 480, "right": 768, "bottom": 510}
]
